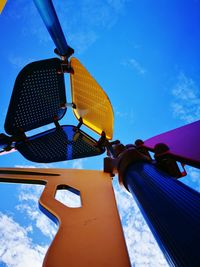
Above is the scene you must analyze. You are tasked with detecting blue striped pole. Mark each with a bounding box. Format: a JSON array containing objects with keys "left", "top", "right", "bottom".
[{"left": 121, "top": 161, "right": 200, "bottom": 267}]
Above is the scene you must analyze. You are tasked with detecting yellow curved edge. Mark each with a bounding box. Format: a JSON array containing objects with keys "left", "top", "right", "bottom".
[
  {"left": 70, "top": 57, "right": 114, "bottom": 140},
  {"left": 0, "top": 0, "right": 7, "bottom": 13}
]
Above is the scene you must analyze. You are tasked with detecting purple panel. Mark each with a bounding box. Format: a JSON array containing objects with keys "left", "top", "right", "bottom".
[{"left": 144, "top": 120, "right": 200, "bottom": 168}]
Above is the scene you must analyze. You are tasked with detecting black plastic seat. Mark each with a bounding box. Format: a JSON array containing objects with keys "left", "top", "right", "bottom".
[
  {"left": 16, "top": 125, "right": 105, "bottom": 163},
  {"left": 5, "top": 58, "right": 66, "bottom": 135}
]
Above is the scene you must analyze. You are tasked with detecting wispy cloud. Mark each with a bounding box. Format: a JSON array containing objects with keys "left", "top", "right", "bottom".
[
  {"left": 15, "top": 165, "right": 36, "bottom": 169},
  {"left": 189, "top": 168, "right": 200, "bottom": 186},
  {"left": 181, "top": 166, "right": 200, "bottom": 193},
  {"left": 107, "top": 0, "right": 130, "bottom": 13},
  {"left": 15, "top": 162, "right": 56, "bottom": 169},
  {"left": 187, "top": 168, "right": 200, "bottom": 192},
  {"left": 171, "top": 71, "right": 200, "bottom": 261},
  {"left": 115, "top": 107, "right": 135, "bottom": 125},
  {"left": 70, "top": 31, "right": 98, "bottom": 54},
  {"left": 0, "top": 212, "right": 47, "bottom": 267},
  {"left": 122, "top": 58, "right": 146, "bottom": 75},
  {"left": 116, "top": 110, "right": 129, "bottom": 119},
  {"left": 55, "top": 189, "right": 81, "bottom": 208},
  {"left": 16, "top": 184, "right": 57, "bottom": 239},
  {"left": 171, "top": 72, "right": 200, "bottom": 123},
  {"left": 72, "top": 159, "right": 84, "bottom": 169},
  {"left": 58, "top": 0, "right": 130, "bottom": 53},
  {"left": 7, "top": 0, "right": 130, "bottom": 54},
  {"left": 8, "top": 55, "right": 35, "bottom": 69}
]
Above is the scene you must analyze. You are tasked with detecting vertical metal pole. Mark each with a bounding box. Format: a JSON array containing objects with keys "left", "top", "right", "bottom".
[{"left": 122, "top": 161, "right": 200, "bottom": 267}]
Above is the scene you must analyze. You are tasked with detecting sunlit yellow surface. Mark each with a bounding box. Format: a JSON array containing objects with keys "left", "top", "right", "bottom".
[
  {"left": 70, "top": 57, "right": 114, "bottom": 140},
  {"left": 0, "top": 0, "right": 7, "bottom": 13}
]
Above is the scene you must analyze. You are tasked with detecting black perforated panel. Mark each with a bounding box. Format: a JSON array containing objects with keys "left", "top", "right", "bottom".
[
  {"left": 16, "top": 125, "right": 104, "bottom": 163},
  {"left": 5, "top": 58, "right": 66, "bottom": 135}
]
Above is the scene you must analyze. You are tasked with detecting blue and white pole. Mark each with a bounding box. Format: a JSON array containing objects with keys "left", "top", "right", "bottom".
[{"left": 118, "top": 148, "right": 200, "bottom": 267}]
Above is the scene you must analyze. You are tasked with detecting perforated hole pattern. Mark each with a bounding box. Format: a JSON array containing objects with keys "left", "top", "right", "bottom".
[
  {"left": 16, "top": 126, "right": 104, "bottom": 163},
  {"left": 70, "top": 57, "right": 114, "bottom": 139},
  {"left": 5, "top": 58, "right": 66, "bottom": 135}
]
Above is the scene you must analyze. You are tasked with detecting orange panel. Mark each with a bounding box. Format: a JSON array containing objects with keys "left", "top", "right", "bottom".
[
  {"left": 0, "top": 168, "right": 130, "bottom": 267},
  {"left": 70, "top": 57, "right": 114, "bottom": 140}
]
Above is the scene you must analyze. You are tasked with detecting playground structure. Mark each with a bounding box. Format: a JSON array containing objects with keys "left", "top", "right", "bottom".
[{"left": 0, "top": 1, "right": 200, "bottom": 266}]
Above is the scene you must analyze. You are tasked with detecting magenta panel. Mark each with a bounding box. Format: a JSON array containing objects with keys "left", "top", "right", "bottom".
[{"left": 144, "top": 120, "right": 200, "bottom": 168}]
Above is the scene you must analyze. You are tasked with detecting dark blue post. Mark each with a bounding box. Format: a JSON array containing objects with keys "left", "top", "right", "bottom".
[
  {"left": 122, "top": 161, "right": 200, "bottom": 267},
  {"left": 33, "top": 0, "right": 74, "bottom": 57}
]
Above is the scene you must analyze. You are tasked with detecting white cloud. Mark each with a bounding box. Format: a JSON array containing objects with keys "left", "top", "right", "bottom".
[
  {"left": 107, "top": 0, "right": 129, "bottom": 12},
  {"left": 72, "top": 159, "right": 84, "bottom": 169},
  {"left": 188, "top": 168, "right": 200, "bottom": 184},
  {"left": 16, "top": 184, "right": 57, "bottom": 239},
  {"left": 181, "top": 166, "right": 200, "bottom": 193},
  {"left": 8, "top": 55, "right": 35, "bottom": 69},
  {"left": 55, "top": 189, "right": 81, "bottom": 208},
  {"left": 171, "top": 72, "right": 200, "bottom": 123},
  {"left": 0, "top": 212, "right": 47, "bottom": 267},
  {"left": 15, "top": 165, "right": 36, "bottom": 169},
  {"left": 115, "top": 108, "right": 135, "bottom": 125},
  {"left": 7, "top": 0, "right": 130, "bottom": 54},
  {"left": 122, "top": 58, "right": 146, "bottom": 75},
  {"left": 116, "top": 110, "right": 129, "bottom": 119},
  {"left": 15, "top": 163, "right": 54, "bottom": 169},
  {"left": 171, "top": 71, "right": 200, "bottom": 192},
  {"left": 62, "top": 0, "right": 130, "bottom": 53},
  {"left": 70, "top": 30, "right": 98, "bottom": 54}
]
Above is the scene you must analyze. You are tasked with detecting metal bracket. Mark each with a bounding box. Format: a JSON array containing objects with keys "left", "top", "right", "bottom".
[
  {"left": 153, "top": 143, "right": 187, "bottom": 178},
  {"left": 0, "top": 133, "right": 13, "bottom": 152},
  {"left": 54, "top": 47, "right": 74, "bottom": 61},
  {"left": 104, "top": 142, "right": 151, "bottom": 181},
  {"left": 104, "top": 140, "right": 153, "bottom": 178},
  {"left": 77, "top": 117, "right": 83, "bottom": 130},
  {"left": 57, "top": 59, "right": 74, "bottom": 74},
  {"left": 66, "top": 102, "right": 76, "bottom": 109}
]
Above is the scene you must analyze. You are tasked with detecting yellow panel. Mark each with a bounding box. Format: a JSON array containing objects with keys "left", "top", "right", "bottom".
[
  {"left": 70, "top": 57, "right": 114, "bottom": 140},
  {"left": 0, "top": 0, "right": 7, "bottom": 13}
]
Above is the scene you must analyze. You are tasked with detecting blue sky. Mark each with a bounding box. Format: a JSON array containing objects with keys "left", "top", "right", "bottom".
[{"left": 0, "top": 0, "right": 200, "bottom": 266}]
